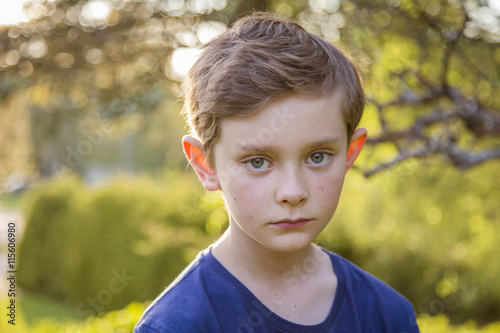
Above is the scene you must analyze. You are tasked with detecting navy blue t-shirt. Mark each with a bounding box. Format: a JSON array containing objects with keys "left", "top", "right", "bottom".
[{"left": 135, "top": 248, "right": 419, "bottom": 333}]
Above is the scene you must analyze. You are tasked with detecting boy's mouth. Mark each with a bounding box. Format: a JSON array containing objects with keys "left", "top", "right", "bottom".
[{"left": 271, "top": 218, "right": 311, "bottom": 229}]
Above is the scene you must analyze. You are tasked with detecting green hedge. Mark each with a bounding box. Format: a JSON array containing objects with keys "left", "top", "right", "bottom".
[{"left": 18, "top": 171, "right": 226, "bottom": 316}]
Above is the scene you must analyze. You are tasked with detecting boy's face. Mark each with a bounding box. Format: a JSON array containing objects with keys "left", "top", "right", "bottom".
[{"left": 207, "top": 92, "right": 359, "bottom": 254}]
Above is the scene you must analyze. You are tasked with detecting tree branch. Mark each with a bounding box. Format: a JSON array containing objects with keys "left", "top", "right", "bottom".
[
  {"left": 441, "top": 143, "right": 500, "bottom": 170},
  {"left": 363, "top": 144, "right": 435, "bottom": 178}
]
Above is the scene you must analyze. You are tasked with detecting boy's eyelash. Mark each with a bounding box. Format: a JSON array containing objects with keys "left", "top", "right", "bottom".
[
  {"left": 312, "top": 149, "right": 332, "bottom": 154},
  {"left": 308, "top": 150, "right": 334, "bottom": 158},
  {"left": 306, "top": 150, "right": 334, "bottom": 165},
  {"left": 242, "top": 157, "right": 273, "bottom": 171}
]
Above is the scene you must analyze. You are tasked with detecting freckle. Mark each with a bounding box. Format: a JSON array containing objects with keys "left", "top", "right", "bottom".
[{"left": 233, "top": 198, "right": 236, "bottom": 201}]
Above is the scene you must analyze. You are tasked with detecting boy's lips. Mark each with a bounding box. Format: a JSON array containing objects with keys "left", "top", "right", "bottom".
[{"left": 271, "top": 218, "right": 311, "bottom": 229}]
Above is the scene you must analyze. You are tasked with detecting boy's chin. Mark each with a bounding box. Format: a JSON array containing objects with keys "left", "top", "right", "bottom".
[{"left": 259, "top": 235, "right": 317, "bottom": 254}]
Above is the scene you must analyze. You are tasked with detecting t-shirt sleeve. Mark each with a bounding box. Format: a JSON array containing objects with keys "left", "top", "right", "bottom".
[
  {"left": 133, "top": 254, "right": 223, "bottom": 333},
  {"left": 133, "top": 289, "right": 218, "bottom": 333},
  {"left": 398, "top": 296, "right": 420, "bottom": 333}
]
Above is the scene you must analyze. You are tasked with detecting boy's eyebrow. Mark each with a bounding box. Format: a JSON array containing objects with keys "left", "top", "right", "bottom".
[
  {"left": 234, "top": 136, "right": 343, "bottom": 153},
  {"left": 305, "top": 136, "right": 343, "bottom": 149},
  {"left": 233, "top": 142, "right": 274, "bottom": 153}
]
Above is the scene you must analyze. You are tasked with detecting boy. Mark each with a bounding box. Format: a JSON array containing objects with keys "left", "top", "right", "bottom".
[{"left": 135, "top": 12, "right": 419, "bottom": 332}]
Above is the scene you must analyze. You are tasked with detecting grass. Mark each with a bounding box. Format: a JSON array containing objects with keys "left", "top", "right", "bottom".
[
  {"left": 2, "top": 291, "right": 500, "bottom": 332},
  {"left": 0, "top": 290, "right": 84, "bottom": 332},
  {"left": 0, "top": 292, "right": 146, "bottom": 333},
  {"left": 18, "top": 291, "right": 83, "bottom": 325}
]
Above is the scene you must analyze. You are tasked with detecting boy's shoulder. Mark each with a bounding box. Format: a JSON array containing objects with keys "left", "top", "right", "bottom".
[
  {"left": 134, "top": 248, "right": 219, "bottom": 333},
  {"left": 135, "top": 248, "right": 419, "bottom": 333},
  {"left": 134, "top": 247, "right": 255, "bottom": 332}
]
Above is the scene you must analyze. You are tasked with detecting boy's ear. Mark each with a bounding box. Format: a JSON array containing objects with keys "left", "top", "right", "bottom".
[
  {"left": 346, "top": 127, "right": 367, "bottom": 172},
  {"left": 182, "top": 135, "right": 221, "bottom": 191}
]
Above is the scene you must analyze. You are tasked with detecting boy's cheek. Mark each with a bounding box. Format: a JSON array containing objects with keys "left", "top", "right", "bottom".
[
  {"left": 224, "top": 180, "right": 266, "bottom": 208},
  {"left": 215, "top": 162, "right": 244, "bottom": 187},
  {"left": 223, "top": 191, "right": 264, "bottom": 223},
  {"left": 315, "top": 173, "right": 345, "bottom": 199}
]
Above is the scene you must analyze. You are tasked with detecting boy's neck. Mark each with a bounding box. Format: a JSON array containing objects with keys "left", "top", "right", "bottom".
[{"left": 211, "top": 226, "right": 337, "bottom": 325}]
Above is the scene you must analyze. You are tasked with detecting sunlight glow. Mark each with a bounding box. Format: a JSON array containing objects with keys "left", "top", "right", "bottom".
[
  {"left": 0, "top": 0, "right": 29, "bottom": 26},
  {"left": 82, "top": 0, "right": 112, "bottom": 21},
  {"left": 81, "top": 0, "right": 112, "bottom": 26},
  {"left": 490, "top": 0, "right": 500, "bottom": 15},
  {"left": 170, "top": 47, "right": 200, "bottom": 77}
]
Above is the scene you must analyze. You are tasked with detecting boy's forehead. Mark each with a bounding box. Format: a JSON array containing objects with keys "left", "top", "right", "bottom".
[
  {"left": 217, "top": 92, "right": 347, "bottom": 149},
  {"left": 225, "top": 92, "right": 343, "bottom": 124}
]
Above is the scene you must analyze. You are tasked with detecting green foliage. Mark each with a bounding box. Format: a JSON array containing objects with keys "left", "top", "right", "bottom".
[
  {"left": 30, "top": 302, "right": 144, "bottom": 333},
  {"left": 17, "top": 292, "right": 82, "bottom": 325},
  {"left": 417, "top": 315, "right": 500, "bottom": 333},
  {"left": 317, "top": 160, "right": 500, "bottom": 325},
  {"left": 18, "top": 171, "right": 227, "bottom": 315},
  {"left": 0, "top": 300, "right": 146, "bottom": 333}
]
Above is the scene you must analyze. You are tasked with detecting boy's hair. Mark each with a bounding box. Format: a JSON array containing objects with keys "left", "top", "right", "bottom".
[{"left": 183, "top": 12, "right": 364, "bottom": 168}]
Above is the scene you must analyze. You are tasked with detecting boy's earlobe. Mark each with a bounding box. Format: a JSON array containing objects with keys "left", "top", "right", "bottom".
[
  {"left": 346, "top": 127, "right": 367, "bottom": 172},
  {"left": 182, "top": 135, "right": 221, "bottom": 191}
]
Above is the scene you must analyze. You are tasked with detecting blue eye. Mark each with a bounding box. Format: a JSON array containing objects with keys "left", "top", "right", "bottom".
[
  {"left": 307, "top": 152, "right": 332, "bottom": 166},
  {"left": 250, "top": 158, "right": 265, "bottom": 168},
  {"left": 245, "top": 158, "right": 271, "bottom": 171},
  {"left": 310, "top": 153, "right": 325, "bottom": 164}
]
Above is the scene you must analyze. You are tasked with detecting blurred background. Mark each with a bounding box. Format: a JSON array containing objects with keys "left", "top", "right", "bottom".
[{"left": 0, "top": 0, "right": 499, "bottom": 331}]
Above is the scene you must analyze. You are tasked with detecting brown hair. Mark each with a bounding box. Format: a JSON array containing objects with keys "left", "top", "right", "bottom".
[{"left": 183, "top": 12, "right": 364, "bottom": 168}]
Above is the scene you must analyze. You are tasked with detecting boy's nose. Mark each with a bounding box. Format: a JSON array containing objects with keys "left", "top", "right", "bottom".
[{"left": 275, "top": 169, "right": 308, "bottom": 206}]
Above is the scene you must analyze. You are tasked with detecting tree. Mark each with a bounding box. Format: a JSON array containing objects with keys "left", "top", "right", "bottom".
[
  {"left": 333, "top": 0, "right": 500, "bottom": 176},
  {"left": 0, "top": 0, "right": 498, "bottom": 182}
]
